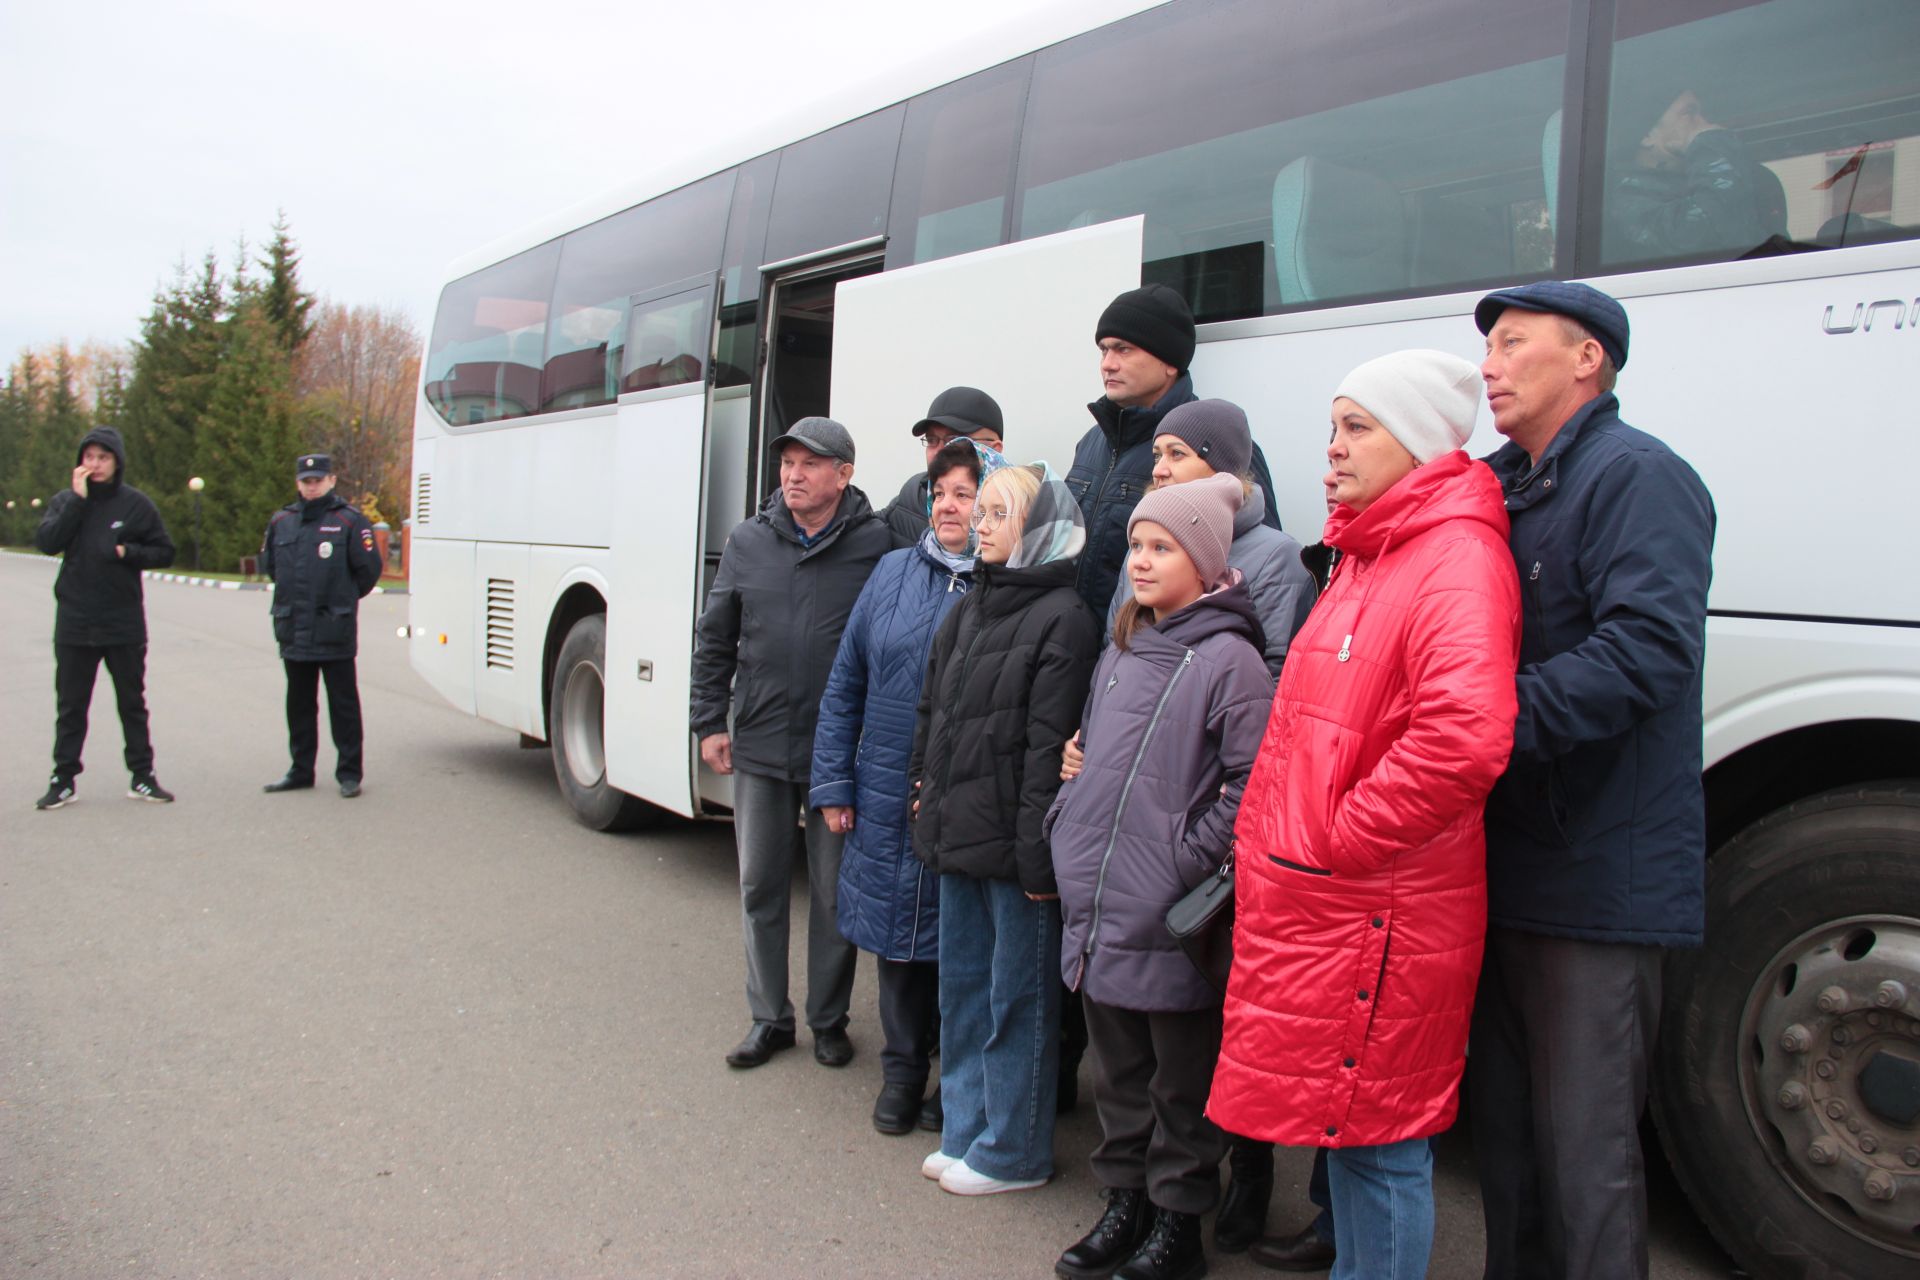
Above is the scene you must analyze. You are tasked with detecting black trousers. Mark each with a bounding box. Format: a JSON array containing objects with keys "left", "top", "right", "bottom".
[
  {"left": 874, "top": 957, "right": 939, "bottom": 1089},
  {"left": 1084, "top": 995, "right": 1228, "bottom": 1216},
  {"left": 284, "top": 658, "right": 363, "bottom": 783},
  {"left": 1469, "top": 928, "right": 1663, "bottom": 1280},
  {"left": 52, "top": 643, "right": 153, "bottom": 779}
]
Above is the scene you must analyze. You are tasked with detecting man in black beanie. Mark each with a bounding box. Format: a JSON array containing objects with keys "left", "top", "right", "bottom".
[{"left": 1064, "top": 284, "right": 1282, "bottom": 616}]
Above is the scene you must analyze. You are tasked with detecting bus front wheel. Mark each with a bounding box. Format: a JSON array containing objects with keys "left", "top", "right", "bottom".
[
  {"left": 1652, "top": 783, "right": 1920, "bottom": 1280},
  {"left": 549, "top": 613, "right": 654, "bottom": 832}
]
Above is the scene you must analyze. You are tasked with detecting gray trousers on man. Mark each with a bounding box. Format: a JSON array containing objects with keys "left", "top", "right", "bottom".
[
  {"left": 732, "top": 770, "right": 857, "bottom": 1034},
  {"left": 1469, "top": 927, "right": 1663, "bottom": 1280}
]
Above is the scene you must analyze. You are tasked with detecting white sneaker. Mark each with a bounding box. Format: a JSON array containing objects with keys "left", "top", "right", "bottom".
[
  {"left": 937, "top": 1159, "right": 1048, "bottom": 1196},
  {"left": 921, "top": 1149, "right": 959, "bottom": 1181}
]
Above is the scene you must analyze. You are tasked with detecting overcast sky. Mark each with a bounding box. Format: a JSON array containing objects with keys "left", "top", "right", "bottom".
[{"left": 0, "top": 0, "right": 1056, "bottom": 361}]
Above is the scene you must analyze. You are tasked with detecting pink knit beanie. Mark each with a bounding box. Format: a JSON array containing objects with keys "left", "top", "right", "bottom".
[{"left": 1128, "top": 472, "right": 1243, "bottom": 588}]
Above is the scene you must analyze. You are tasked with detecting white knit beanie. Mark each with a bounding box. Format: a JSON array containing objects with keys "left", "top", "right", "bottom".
[{"left": 1332, "top": 350, "right": 1483, "bottom": 463}]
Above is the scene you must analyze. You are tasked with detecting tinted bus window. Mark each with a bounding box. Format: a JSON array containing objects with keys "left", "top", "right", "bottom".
[
  {"left": 763, "top": 105, "right": 905, "bottom": 265},
  {"left": 424, "top": 241, "right": 562, "bottom": 426},
  {"left": 887, "top": 59, "right": 1030, "bottom": 269},
  {"left": 540, "top": 173, "right": 733, "bottom": 413},
  {"left": 1015, "top": 0, "right": 1571, "bottom": 323},
  {"left": 1597, "top": 0, "right": 1920, "bottom": 268},
  {"left": 716, "top": 154, "right": 777, "bottom": 387}
]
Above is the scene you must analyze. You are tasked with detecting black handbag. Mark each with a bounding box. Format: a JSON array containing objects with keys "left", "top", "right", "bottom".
[{"left": 1165, "top": 851, "right": 1235, "bottom": 994}]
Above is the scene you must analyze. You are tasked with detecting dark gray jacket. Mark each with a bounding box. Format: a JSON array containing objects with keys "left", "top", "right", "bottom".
[
  {"left": 261, "top": 493, "right": 382, "bottom": 661},
  {"left": 881, "top": 471, "right": 930, "bottom": 550},
  {"left": 690, "top": 486, "right": 890, "bottom": 783},
  {"left": 1045, "top": 579, "right": 1274, "bottom": 1011}
]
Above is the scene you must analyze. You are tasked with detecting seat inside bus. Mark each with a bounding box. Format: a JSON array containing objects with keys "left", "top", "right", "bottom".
[{"left": 1271, "top": 157, "right": 1407, "bottom": 304}]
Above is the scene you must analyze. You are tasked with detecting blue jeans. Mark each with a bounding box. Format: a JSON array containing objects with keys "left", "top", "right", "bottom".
[
  {"left": 1326, "top": 1137, "right": 1434, "bottom": 1280},
  {"left": 937, "top": 874, "right": 1061, "bottom": 1181}
]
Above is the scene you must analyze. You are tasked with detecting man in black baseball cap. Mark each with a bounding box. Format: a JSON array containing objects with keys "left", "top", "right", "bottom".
[
  {"left": 881, "top": 387, "right": 1005, "bottom": 549},
  {"left": 1469, "top": 281, "right": 1716, "bottom": 1279}
]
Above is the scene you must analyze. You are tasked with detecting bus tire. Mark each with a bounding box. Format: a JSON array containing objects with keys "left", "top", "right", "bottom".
[
  {"left": 1652, "top": 782, "right": 1920, "bottom": 1280},
  {"left": 549, "top": 613, "right": 656, "bottom": 832}
]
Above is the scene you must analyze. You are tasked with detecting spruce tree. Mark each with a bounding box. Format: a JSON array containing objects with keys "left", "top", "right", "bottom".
[
  {"left": 195, "top": 300, "right": 298, "bottom": 571},
  {"left": 260, "top": 213, "right": 315, "bottom": 353},
  {"left": 121, "top": 254, "right": 226, "bottom": 535}
]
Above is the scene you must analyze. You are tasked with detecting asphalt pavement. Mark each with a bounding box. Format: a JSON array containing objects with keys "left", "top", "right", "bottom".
[{"left": 0, "top": 551, "right": 1739, "bottom": 1278}]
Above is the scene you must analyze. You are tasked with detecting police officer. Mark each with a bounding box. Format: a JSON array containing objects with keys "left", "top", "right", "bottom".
[{"left": 260, "top": 454, "right": 382, "bottom": 798}]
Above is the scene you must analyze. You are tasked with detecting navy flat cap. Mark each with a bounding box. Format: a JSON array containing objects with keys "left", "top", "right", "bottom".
[{"left": 1475, "top": 281, "right": 1630, "bottom": 371}]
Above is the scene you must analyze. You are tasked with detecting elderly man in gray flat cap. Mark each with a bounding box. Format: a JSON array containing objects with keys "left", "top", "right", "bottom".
[{"left": 691, "top": 417, "right": 892, "bottom": 1070}]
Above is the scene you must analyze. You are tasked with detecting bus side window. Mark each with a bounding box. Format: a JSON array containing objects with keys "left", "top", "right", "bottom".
[
  {"left": 1012, "top": 0, "right": 1571, "bottom": 322},
  {"left": 1595, "top": 0, "right": 1920, "bottom": 268},
  {"left": 423, "top": 240, "right": 561, "bottom": 428}
]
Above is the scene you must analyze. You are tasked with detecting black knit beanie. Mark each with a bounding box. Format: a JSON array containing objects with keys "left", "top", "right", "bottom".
[{"left": 1095, "top": 284, "right": 1196, "bottom": 371}]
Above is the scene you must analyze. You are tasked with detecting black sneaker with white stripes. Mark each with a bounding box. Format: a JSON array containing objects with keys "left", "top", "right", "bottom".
[
  {"left": 128, "top": 773, "right": 175, "bottom": 803},
  {"left": 35, "top": 777, "right": 77, "bottom": 810}
]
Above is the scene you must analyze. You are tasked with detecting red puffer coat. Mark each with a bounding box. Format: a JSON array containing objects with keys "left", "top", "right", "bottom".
[{"left": 1208, "top": 450, "right": 1520, "bottom": 1149}]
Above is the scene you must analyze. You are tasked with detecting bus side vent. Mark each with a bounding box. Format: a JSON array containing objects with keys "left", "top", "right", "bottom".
[
  {"left": 415, "top": 473, "right": 432, "bottom": 524},
  {"left": 485, "top": 578, "right": 514, "bottom": 671}
]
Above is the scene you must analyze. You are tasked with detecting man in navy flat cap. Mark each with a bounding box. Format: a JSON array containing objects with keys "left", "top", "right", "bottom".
[{"left": 1468, "top": 281, "right": 1716, "bottom": 1280}]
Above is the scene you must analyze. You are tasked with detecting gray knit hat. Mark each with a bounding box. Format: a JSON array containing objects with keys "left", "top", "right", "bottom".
[
  {"left": 1156, "top": 399, "right": 1253, "bottom": 479},
  {"left": 1332, "top": 350, "right": 1483, "bottom": 463},
  {"left": 1128, "top": 472, "right": 1243, "bottom": 590}
]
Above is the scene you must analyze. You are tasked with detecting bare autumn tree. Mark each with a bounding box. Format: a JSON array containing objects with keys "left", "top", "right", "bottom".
[{"left": 295, "top": 301, "right": 421, "bottom": 523}]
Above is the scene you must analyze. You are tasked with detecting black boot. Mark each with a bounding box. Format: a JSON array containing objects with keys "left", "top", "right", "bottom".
[
  {"left": 1213, "top": 1138, "right": 1274, "bottom": 1253},
  {"left": 1117, "top": 1206, "right": 1207, "bottom": 1280},
  {"left": 1057, "top": 1187, "right": 1150, "bottom": 1279}
]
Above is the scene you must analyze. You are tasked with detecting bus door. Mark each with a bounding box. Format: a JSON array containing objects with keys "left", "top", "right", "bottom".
[
  {"left": 602, "top": 273, "right": 721, "bottom": 819},
  {"left": 827, "top": 217, "right": 1147, "bottom": 492}
]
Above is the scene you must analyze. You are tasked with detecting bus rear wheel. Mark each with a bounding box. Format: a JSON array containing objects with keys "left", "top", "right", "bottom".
[
  {"left": 549, "top": 613, "right": 655, "bottom": 832},
  {"left": 1653, "top": 783, "right": 1920, "bottom": 1280}
]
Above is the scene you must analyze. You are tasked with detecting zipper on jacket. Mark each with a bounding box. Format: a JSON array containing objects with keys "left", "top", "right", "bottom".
[
  {"left": 1083, "top": 650, "right": 1193, "bottom": 966},
  {"left": 1528, "top": 561, "right": 1541, "bottom": 581},
  {"left": 933, "top": 590, "right": 993, "bottom": 837}
]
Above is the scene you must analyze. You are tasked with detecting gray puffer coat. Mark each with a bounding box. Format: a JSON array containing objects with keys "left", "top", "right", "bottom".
[{"left": 1046, "top": 577, "right": 1274, "bottom": 1012}]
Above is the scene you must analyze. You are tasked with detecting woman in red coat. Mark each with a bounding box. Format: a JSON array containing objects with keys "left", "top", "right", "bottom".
[{"left": 1209, "top": 349, "right": 1521, "bottom": 1280}]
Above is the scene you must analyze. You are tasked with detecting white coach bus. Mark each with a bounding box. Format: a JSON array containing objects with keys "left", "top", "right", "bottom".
[{"left": 408, "top": 1, "right": 1919, "bottom": 1273}]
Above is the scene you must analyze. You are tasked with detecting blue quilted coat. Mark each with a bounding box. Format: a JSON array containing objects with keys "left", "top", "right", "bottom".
[{"left": 810, "top": 537, "right": 974, "bottom": 961}]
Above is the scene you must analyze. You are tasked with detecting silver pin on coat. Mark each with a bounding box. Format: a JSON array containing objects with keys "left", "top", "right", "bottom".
[{"left": 1337, "top": 634, "right": 1353, "bottom": 662}]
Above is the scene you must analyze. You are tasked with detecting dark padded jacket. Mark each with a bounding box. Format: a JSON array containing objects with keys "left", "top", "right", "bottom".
[
  {"left": 1482, "top": 394, "right": 1716, "bottom": 947},
  {"left": 811, "top": 537, "right": 972, "bottom": 961},
  {"left": 35, "top": 426, "right": 175, "bottom": 646},
  {"left": 1046, "top": 579, "right": 1273, "bottom": 1012},
  {"left": 881, "top": 471, "right": 930, "bottom": 550},
  {"left": 909, "top": 556, "right": 1100, "bottom": 895},
  {"left": 261, "top": 493, "right": 382, "bottom": 661},
  {"left": 691, "top": 486, "right": 890, "bottom": 783},
  {"left": 1065, "top": 375, "right": 1284, "bottom": 615}
]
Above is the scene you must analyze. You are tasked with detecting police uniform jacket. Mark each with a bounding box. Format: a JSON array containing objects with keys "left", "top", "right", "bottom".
[{"left": 261, "top": 493, "right": 382, "bottom": 661}]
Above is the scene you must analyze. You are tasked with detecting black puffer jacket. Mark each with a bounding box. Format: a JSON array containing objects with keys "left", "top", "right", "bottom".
[
  {"left": 690, "top": 485, "right": 891, "bottom": 783},
  {"left": 35, "top": 426, "right": 175, "bottom": 646},
  {"left": 261, "top": 492, "right": 382, "bottom": 661},
  {"left": 881, "top": 471, "right": 930, "bottom": 550},
  {"left": 909, "top": 555, "right": 1100, "bottom": 895}
]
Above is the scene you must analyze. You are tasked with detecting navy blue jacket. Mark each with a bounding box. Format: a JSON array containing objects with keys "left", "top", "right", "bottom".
[
  {"left": 1482, "top": 394, "right": 1716, "bottom": 947},
  {"left": 262, "top": 493, "right": 382, "bottom": 661},
  {"left": 1065, "top": 375, "right": 1284, "bottom": 616},
  {"left": 810, "top": 538, "right": 973, "bottom": 961}
]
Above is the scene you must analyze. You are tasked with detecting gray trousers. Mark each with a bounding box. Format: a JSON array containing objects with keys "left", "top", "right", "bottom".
[
  {"left": 732, "top": 770, "right": 856, "bottom": 1034},
  {"left": 1469, "top": 928, "right": 1663, "bottom": 1280},
  {"left": 1084, "top": 996, "right": 1228, "bottom": 1216}
]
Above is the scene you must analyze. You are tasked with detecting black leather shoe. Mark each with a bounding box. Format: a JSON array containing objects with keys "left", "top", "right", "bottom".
[
  {"left": 338, "top": 779, "right": 361, "bottom": 798},
  {"left": 724, "top": 1024, "right": 795, "bottom": 1069},
  {"left": 872, "top": 1082, "right": 921, "bottom": 1135},
  {"left": 1213, "top": 1139, "right": 1274, "bottom": 1253},
  {"left": 263, "top": 774, "right": 314, "bottom": 793},
  {"left": 813, "top": 1027, "right": 854, "bottom": 1067},
  {"left": 917, "top": 1086, "right": 943, "bottom": 1132},
  {"left": 1117, "top": 1207, "right": 1206, "bottom": 1280},
  {"left": 1057, "top": 1187, "right": 1150, "bottom": 1278},
  {"left": 1248, "top": 1225, "right": 1335, "bottom": 1273}
]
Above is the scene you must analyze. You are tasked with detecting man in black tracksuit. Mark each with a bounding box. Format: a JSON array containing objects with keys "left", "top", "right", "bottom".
[
  {"left": 34, "top": 425, "right": 177, "bottom": 809},
  {"left": 260, "top": 454, "right": 383, "bottom": 798}
]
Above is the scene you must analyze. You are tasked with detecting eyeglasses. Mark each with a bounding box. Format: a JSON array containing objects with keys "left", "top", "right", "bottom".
[{"left": 969, "top": 506, "right": 1012, "bottom": 530}]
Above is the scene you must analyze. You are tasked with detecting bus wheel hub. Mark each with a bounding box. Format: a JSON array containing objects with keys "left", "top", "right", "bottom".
[{"left": 1746, "top": 918, "right": 1920, "bottom": 1241}]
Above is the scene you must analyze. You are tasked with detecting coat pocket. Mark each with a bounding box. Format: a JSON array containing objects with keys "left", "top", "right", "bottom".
[
  {"left": 271, "top": 603, "right": 294, "bottom": 647},
  {"left": 1267, "top": 853, "right": 1333, "bottom": 877},
  {"left": 312, "top": 606, "right": 354, "bottom": 648}
]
